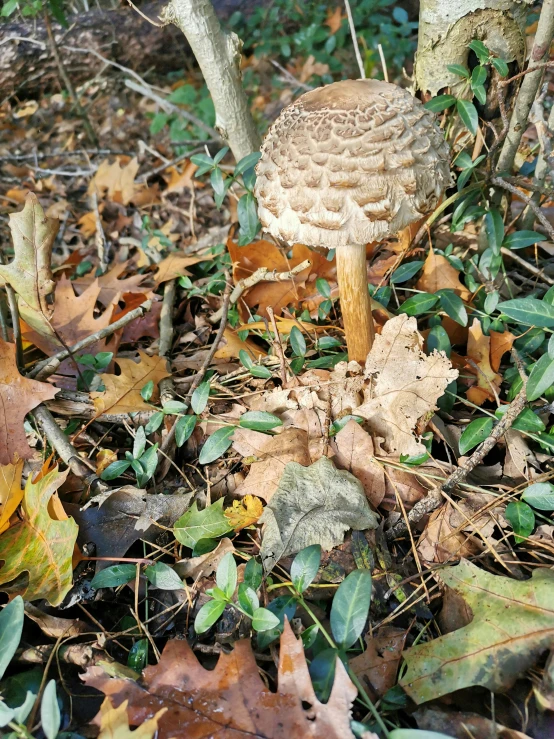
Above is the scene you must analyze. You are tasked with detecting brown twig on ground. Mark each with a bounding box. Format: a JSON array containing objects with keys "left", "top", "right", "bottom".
[
  {"left": 28, "top": 299, "right": 152, "bottom": 381},
  {"left": 91, "top": 191, "right": 108, "bottom": 274},
  {"left": 501, "top": 246, "right": 554, "bottom": 286},
  {"left": 386, "top": 363, "right": 528, "bottom": 542},
  {"left": 267, "top": 306, "right": 288, "bottom": 385},
  {"left": 158, "top": 281, "right": 176, "bottom": 358},
  {"left": 209, "top": 260, "right": 311, "bottom": 324},
  {"left": 492, "top": 176, "right": 554, "bottom": 242},
  {"left": 499, "top": 60, "right": 554, "bottom": 87},
  {"left": 138, "top": 145, "right": 211, "bottom": 182}
]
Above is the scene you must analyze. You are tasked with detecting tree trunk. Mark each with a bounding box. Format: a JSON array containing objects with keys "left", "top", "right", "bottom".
[{"left": 414, "top": 0, "right": 531, "bottom": 98}]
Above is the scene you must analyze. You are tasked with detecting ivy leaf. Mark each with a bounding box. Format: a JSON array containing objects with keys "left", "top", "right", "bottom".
[
  {"left": 91, "top": 564, "right": 137, "bottom": 590},
  {"left": 390, "top": 261, "right": 424, "bottom": 285},
  {"left": 459, "top": 417, "right": 493, "bottom": 455},
  {"left": 194, "top": 599, "right": 226, "bottom": 634},
  {"left": 291, "top": 545, "right": 321, "bottom": 594},
  {"left": 503, "top": 230, "right": 546, "bottom": 250},
  {"left": 456, "top": 99, "right": 478, "bottom": 135},
  {"left": 526, "top": 354, "right": 554, "bottom": 401},
  {"left": 437, "top": 289, "right": 468, "bottom": 326},
  {"left": 238, "top": 411, "right": 282, "bottom": 432},
  {"left": 522, "top": 482, "right": 554, "bottom": 511},
  {"left": 400, "top": 293, "right": 439, "bottom": 316},
  {"left": 498, "top": 298, "right": 554, "bottom": 328},
  {"left": 505, "top": 501, "right": 535, "bottom": 541},
  {"left": 198, "top": 426, "right": 236, "bottom": 464},
  {"left": 424, "top": 95, "right": 456, "bottom": 112},
  {"left": 144, "top": 562, "right": 184, "bottom": 590},
  {"left": 238, "top": 193, "right": 261, "bottom": 245},
  {"left": 330, "top": 569, "right": 372, "bottom": 649},
  {"left": 484, "top": 209, "right": 504, "bottom": 254}
]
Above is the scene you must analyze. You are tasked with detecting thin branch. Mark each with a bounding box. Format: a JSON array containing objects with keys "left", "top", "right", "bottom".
[
  {"left": 500, "top": 246, "right": 554, "bottom": 286},
  {"left": 344, "top": 0, "right": 365, "bottom": 79},
  {"left": 492, "top": 176, "right": 554, "bottom": 241},
  {"left": 158, "top": 280, "right": 176, "bottom": 358}
]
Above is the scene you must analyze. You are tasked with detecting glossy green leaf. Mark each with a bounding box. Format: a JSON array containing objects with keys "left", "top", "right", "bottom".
[
  {"left": 216, "top": 552, "right": 237, "bottom": 599},
  {"left": 238, "top": 583, "right": 259, "bottom": 615},
  {"left": 468, "top": 39, "right": 490, "bottom": 63},
  {"left": 238, "top": 193, "right": 261, "bottom": 245},
  {"left": 471, "top": 65, "right": 487, "bottom": 88},
  {"left": 522, "top": 482, "right": 554, "bottom": 511},
  {"left": 198, "top": 426, "right": 235, "bottom": 464},
  {"left": 250, "top": 365, "right": 273, "bottom": 379},
  {"left": 251, "top": 607, "right": 281, "bottom": 632},
  {"left": 194, "top": 599, "right": 226, "bottom": 634},
  {"left": 527, "top": 354, "right": 554, "bottom": 400},
  {"left": 401, "top": 293, "right": 439, "bottom": 316},
  {"left": 484, "top": 291, "right": 499, "bottom": 314},
  {"left": 456, "top": 99, "right": 478, "bottom": 135},
  {"left": 128, "top": 638, "right": 148, "bottom": 672},
  {"left": 191, "top": 381, "right": 210, "bottom": 414},
  {"left": 459, "top": 417, "right": 493, "bottom": 455},
  {"left": 41, "top": 680, "right": 60, "bottom": 739},
  {"left": 505, "top": 501, "right": 535, "bottom": 540},
  {"left": 291, "top": 544, "right": 321, "bottom": 593},
  {"left": 0, "top": 596, "right": 24, "bottom": 680},
  {"left": 316, "top": 277, "right": 331, "bottom": 298},
  {"left": 144, "top": 561, "right": 184, "bottom": 590},
  {"left": 390, "top": 260, "right": 424, "bottom": 285},
  {"left": 91, "top": 564, "right": 137, "bottom": 589},
  {"left": 174, "top": 499, "right": 232, "bottom": 549},
  {"left": 424, "top": 95, "right": 456, "bottom": 112},
  {"left": 484, "top": 209, "right": 504, "bottom": 254},
  {"left": 289, "top": 325, "right": 306, "bottom": 356},
  {"left": 235, "top": 152, "right": 261, "bottom": 176},
  {"left": 495, "top": 406, "right": 544, "bottom": 434},
  {"left": 437, "top": 289, "right": 468, "bottom": 326},
  {"left": 447, "top": 64, "right": 469, "bottom": 78},
  {"left": 503, "top": 230, "right": 546, "bottom": 250},
  {"left": 238, "top": 411, "right": 282, "bottom": 432},
  {"left": 175, "top": 414, "right": 197, "bottom": 447},
  {"left": 145, "top": 411, "right": 164, "bottom": 435},
  {"left": 243, "top": 557, "right": 263, "bottom": 590},
  {"left": 427, "top": 325, "right": 451, "bottom": 356},
  {"left": 162, "top": 399, "right": 188, "bottom": 415},
  {"left": 100, "top": 460, "right": 131, "bottom": 480},
  {"left": 132, "top": 426, "right": 146, "bottom": 460},
  {"left": 498, "top": 298, "right": 554, "bottom": 328},
  {"left": 330, "top": 569, "right": 372, "bottom": 649},
  {"left": 491, "top": 57, "right": 509, "bottom": 77}
]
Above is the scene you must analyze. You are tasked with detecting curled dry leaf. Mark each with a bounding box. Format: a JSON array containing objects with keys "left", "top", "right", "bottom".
[
  {"left": 0, "top": 340, "right": 59, "bottom": 464},
  {"left": 415, "top": 245, "right": 471, "bottom": 300},
  {"left": 349, "top": 626, "right": 407, "bottom": 701},
  {"left": 466, "top": 318, "right": 502, "bottom": 406},
  {"left": 259, "top": 457, "right": 379, "bottom": 573},
  {"left": 0, "top": 466, "right": 77, "bottom": 605},
  {"left": 414, "top": 707, "right": 533, "bottom": 739},
  {"left": 0, "top": 459, "right": 24, "bottom": 533},
  {"left": 358, "top": 314, "right": 458, "bottom": 456},
  {"left": 92, "top": 352, "right": 171, "bottom": 418},
  {"left": 490, "top": 329, "right": 516, "bottom": 373},
  {"left": 24, "top": 602, "right": 91, "bottom": 639},
  {"left": 175, "top": 537, "right": 235, "bottom": 581},
  {"left": 84, "top": 621, "right": 358, "bottom": 739},
  {"left": 417, "top": 503, "right": 482, "bottom": 564},
  {"left": 96, "top": 697, "right": 167, "bottom": 739}
]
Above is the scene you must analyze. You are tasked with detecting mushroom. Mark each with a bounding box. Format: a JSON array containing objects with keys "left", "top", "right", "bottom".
[{"left": 254, "top": 79, "right": 451, "bottom": 364}]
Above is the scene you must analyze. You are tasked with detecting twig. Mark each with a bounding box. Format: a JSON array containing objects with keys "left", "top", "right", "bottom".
[
  {"left": 499, "top": 60, "right": 554, "bottom": 87},
  {"left": 158, "top": 281, "right": 176, "bottom": 358},
  {"left": 377, "top": 43, "right": 389, "bottom": 83},
  {"left": 344, "top": 0, "right": 365, "bottom": 79},
  {"left": 209, "top": 259, "right": 311, "bottom": 324},
  {"left": 125, "top": 0, "right": 162, "bottom": 26},
  {"left": 269, "top": 60, "right": 313, "bottom": 92},
  {"left": 138, "top": 145, "right": 211, "bottom": 182},
  {"left": 28, "top": 300, "right": 152, "bottom": 381},
  {"left": 91, "top": 191, "right": 108, "bottom": 274},
  {"left": 520, "top": 93, "right": 554, "bottom": 230},
  {"left": 500, "top": 246, "right": 554, "bottom": 286},
  {"left": 492, "top": 176, "right": 554, "bottom": 241},
  {"left": 267, "top": 306, "right": 288, "bottom": 385},
  {"left": 386, "top": 368, "right": 528, "bottom": 542}
]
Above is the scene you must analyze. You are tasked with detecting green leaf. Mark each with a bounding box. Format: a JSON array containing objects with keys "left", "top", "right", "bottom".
[
  {"left": 175, "top": 414, "right": 197, "bottom": 447},
  {"left": 527, "top": 353, "right": 554, "bottom": 401},
  {"left": 498, "top": 298, "right": 554, "bottom": 328},
  {"left": 216, "top": 552, "right": 237, "bottom": 599},
  {"left": 471, "top": 65, "right": 487, "bottom": 88},
  {"left": 191, "top": 381, "right": 210, "bottom": 414},
  {"left": 237, "top": 583, "right": 259, "bottom": 615},
  {"left": 389, "top": 730, "right": 454, "bottom": 739},
  {"left": 243, "top": 557, "right": 263, "bottom": 590},
  {"left": 503, "top": 230, "right": 546, "bottom": 250},
  {"left": 456, "top": 99, "right": 479, "bottom": 135},
  {"left": 484, "top": 209, "right": 504, "bottom": 254},
  {"left": 1, "top": 0, "right": 18, "bottom": 16},
  {"left": 251, "top": 607, "right": 281, "bottom": 632},
  {"left": 210, "top": 167, "right": 226, "bottom": 209},
  {"left": 235, "top": 152, "right": 261, "bottom": 176},
  {"left": 41, "top": 680, "right": 60, "bottom": 739},
  {"left": 138, "top": 444, "right": 158, "bottom": 481},
  {"left": 100, "top": 460, "right": 131, "bottom": 480},
  {"left": 472, "top": 83, "right": 487, "bottom": 106},
  {"left": 427, "top": 325, "right": 451, "bottom": 356},
  {"left": 328, "top": 415, "right": 364, "bottom": 436},
  {"left": 150, "top": 112, "right": 169, "bottom": 135},
  {"left": 505, "top": 501, "right": 535, "bottom": 540},
  {"left": 133, "top": 426, "right": 147, "bottom": 459},
  {"left": 198, "top": 426, "right": 236, "bottom": 464},
  {"left": 330, "top": 569, "right": 372, "bottom": 649},
  {"left": 194, "top": 599, "right": 226, "bottom": 634},
  {"left": 495, "top": 406, "right": 544, "bottom": 434},
  {"left": 390, "top": 261, "right": 424, "bottom": 285},
  {"left": 91, "top": 564, "right": 137, "bottom": 589},
  {"left": 238, "top": 411, "right": 282, "bottom": 432},
  {"left": 48, "top": 0, "right": 68, "bottom": 26},
  {"left": 437, "top": 289, "right": 468, "bottom": 326},
  {"left": 289, "top": 325, "right": 306, "bottom": 356},
  {"left": 549, "top": 334, "right": 554, "bottom": 359},
  {"left": 522, "top": 482, "right": 554, "bottom": 511},
  {"left": 491, "top": 57, "right": 509, "bottom": 77},
  {"left": 459, "top": 417, "right": 493, "bottom": 455},
  {"left": 141, "top": 380, "right": 154, "bottom": 401},
  {"left": 162, "top": 399, "right": 188, "bottom": 415},
  {"left": 401, "top": 293, "right": 439, "bottom": 316},
  {"left": 144, "top": 562, "right": 184, "bottom": 590},
  {"left": 316, "top": 277, "right": 331, "bottom": 298},
  {"left": 238, "top": 193, "right": 261, "bottom": 245},
  {"left": 290, "top": 544, "right": 321, "bottom": 593},
  {"left": 0, "top": 596, "right": 24, "bottom": 680},
  {"left": 424, "top": 95, "right": 456, "bottom": 112},
  {"left": 213, "top": 147, "right": 229, "bottom": 165},
  {"left": 128, "top": 638, "right": 148, "bottom": 672},
  {"left": 250, "top": 365, "right": 273, "bottom": 379},
  {"left": 468, "top": 39, "right": 490, "bottom": 63},
  {"left": 484, "top": 291, "right": 499, "bottom": 314},
  {"left": 447, "top": 64, "right": 469, "bottom": 78},
  {"left": 145, "top": 412, "right": 164, "bottom": 435},
  {"left": 239, "top": 349, "right": 254, "bottom": 370},
  {"left": 174, "top": 499, "right": 232, "bottom": 549}
]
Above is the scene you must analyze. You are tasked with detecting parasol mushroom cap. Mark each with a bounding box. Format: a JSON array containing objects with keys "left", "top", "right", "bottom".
[{"left": 254, "top": 79, "right": 451, "bottom": 248}]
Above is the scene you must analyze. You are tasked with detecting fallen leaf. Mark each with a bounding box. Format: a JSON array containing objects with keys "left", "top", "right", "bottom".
[
  {"left": 73, "top": 261, "right": 150, "bottom": 307},
  {"left": 92, "top": 353, "right": 171, "bottom": 418},
  {"left": 414, "top": 706, "right": 533, "bottom": 739},
  {"left": 466, "top": 318, "right": 502, "bottom": 405},
  {"left": 232, "top": 427, "right": 311, "bottom": 502},
  {"left": 164, "top": 160, "right": 198, "bottom": 194},
  {"left": 119, "top": 296, "right": 162, "bottom": 344},
  {"left": 175, "top": 537, "right": 235, "bottom": 580},
  {"left": 490, "top": 329, "right": 516, "bottom": 372},
  {"left": 214, "top": 327, "right": 267, "bottom": 360},
  {"left": 0, "top": 466, "right": 77, "bottom": 605},
  {"left": 84, "top": 621, "right": 358, "bottom": 739},
  {"left": 24, "top": 602, "right": 90, "bottom": 638},
  {"left": 417, "top": 503, "right": 480, "bottom": 564},
  {"left": 400, "top": 560, "right": 554, "bottom": 703},
  {"left": 349, "top": 626, "right": 407, "bottom": 700},
  {"left": 0, "top": 459, "right": 24, "bottom": 534},
  {"left": 239, "top": 316, "right": 333, "bottom": 334},
  {"left": 224, "top": 495, "right": 264, "bottom": 531},
  {"left": 89, "top": 158, "right": 141, "bottom": 205},
  {"left": 96, "top": 697, "right": 167, "bottom": 739},
  {"left": 331, "top": 420, "right": 386, "bottom": 508},
  {"left": 77, "top": 211, "right": 97, "bottom": 238},
  {"left": 0, "top": 340, "right": 59, "bottom": 464},
  {"left": 415, "top": 247, "right": 471, "bottom": 300},
  {"left": 325, "top": 6, "right": 344, "bottom": 34},
  {"left": 0, "top": 193, "right": 57, "bottom": 336},
  {"left": 299, "top": 55, "right": 330, "bottom": 82},
  {"left": 173, "top": 499, "right": 231, "bottom": 550},
  {"left": 154, "top": 252, "right": 209, "bottom": 286},
  {"left": 259, "top": 457, "right": 379, "bottom": 573},
  {"left": 14, "top": 100, "right": 38, "bottom": 118},
  {"left": 356, "top": 315, "right": 458, "bottom": 456}
]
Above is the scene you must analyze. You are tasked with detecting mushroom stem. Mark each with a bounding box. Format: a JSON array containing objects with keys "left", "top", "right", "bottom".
[{"left": 335, "top": 244, "right": 375, "bottom": 364}]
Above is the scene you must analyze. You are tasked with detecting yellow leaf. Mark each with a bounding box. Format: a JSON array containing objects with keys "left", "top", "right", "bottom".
[
  {"left": 224, "top": 495, "right": 264, "bottom": 531},
  {"left": 89, "top": 158, "right": 142, "bottom": 206},
  {"left": 153, "top": 252, "right": 212, "bottom": 286},
  {"left": 97, "top": 697, "right": 167, "bottom": 739},
  {"left": 214, "top": 327, "right": 267, "bottom": 360},
  {"left": 0, "top": 460, "right": 24, "bottom": 534},
  {"left": 239, "top": 316, "right": 334, "bottom": 333}
]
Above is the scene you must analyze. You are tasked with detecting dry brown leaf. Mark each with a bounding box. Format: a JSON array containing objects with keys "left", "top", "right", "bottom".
[
  {"left": 325, "top": 6, "right": 344, "bottom": 33},
  {"left": 331, "top": 420, "right": 386, "bottom": 508},
  {"left": 24, "top": 602, "right": 91, "bottom": 639},
  {"left": 417, "top": 503, "right": 480, "bottom": 564},
  {"left": 176, "top": 537, "right": 235, "bottom": 581},
  {"left": 232, "top": 427, "right": 311, "bottom": 502},
  {"left": 281, "top": 407, "right": 328, "bottom": 461},
  {"left": 96, "top": 697, "right": 167, "bottom": 739},
  {"left": 349, "top": 626, "right": 407, "bottom": 700},
  {"left": 214, "top": 327, "right": 267, "bottom": 360},
  {"left": 415, "top": 246, "right": 471, "bottom": 300},
  {"left": 224, "top": 494, "right": 264, "bottom": 531},
  {"left": 92, "top": 353, "right": 171, "bottom": 418},
  {"left": 0, "top": 459, "right": 24, "bottom": 534},
  {"left": 466, "top": 318, "right": 502, "bottom": 406},
  {"left": 490, "top": 329, "right": 516, "bottom": 372},
  {"left": 299, "top": 55, "right": 330, "bottom": 82},
  {"left": 0, "top": 340, "right": 59, "bottom": 464},
  {"left": 77, "top": 211, "right": 97, "bottom": 238},
  {"left": 380, "top": 466, "right": 429, "bottom": 512},
  {"left": 84, "top": 621, "right": 358, "bottom": 739},
  {"left": 153, "top": 252, "right": 209, "bottom": 286},
  {"left": 356, "top": 315, "right": 458, "bottom": 456},
  {"left": 89, "top": 158, "right": 141, "bottom": 205},
  {"left": 73, "top": 261, "right": 150, "bottom": 307},
  {"left": 164, "top": 160, "right": 198, "bottom": 194}
]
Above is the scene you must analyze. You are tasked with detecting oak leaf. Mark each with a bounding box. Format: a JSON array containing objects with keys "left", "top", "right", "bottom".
[
  {"left": 0, "top": 466, "right": 77, "bottom": 605},
  {"left": 400, "top": 560, "right": 554, "bottom": 703},
  {"left": 357, "top": 315, "right": 458, "bottom": 456},
  {"left": 0, "top": 459, "right": 24, "bottom": 534},
  {"left": 0, "top": 194, "right": 57, "bottom": 336},
  {"left": 84, "top": 621, "right": 358, "bottom": 739},
  {"left": 0, "top": 340, "right": 58, "bottom": 464},
  {"left": 490, "top": 328, "right": 516, "bottom": 372},
  {"left": 415, "top": 246, "right": 471, "bottom": 300},
  {"left": 92, "top": 352, "right": 171, "bottom": 417},
  {"left": 325, "top": 6, "right": 344, "bottom": 34},
  {"left": 214, "top": 327, "right": 267, "bottom": 361},
  {"left": 89, "top": 158, "right": 141, "bottom": 205},
  {"left": 331, "top": 420, "right": 386, "bottom": 508},
  {"left": 153, "top": 253, "right": 209, "bottom": 286},
  {"left": 96, "top": 697, "right": 167, "bottom": 739},
  {"left": 349, "top": 626, "right": 407, "bottom": 701},
  {"left": 466, "top": 318, "right": 501, "bottom": 406},
  {"left": 73, "top": 261, "right": 150, "bottom": 307},
  {"left": 164, "top": 160, "right": 198, "bottom": 194},
  {"left": 224, "top": 494, "right": 264, "bottom": 531}
]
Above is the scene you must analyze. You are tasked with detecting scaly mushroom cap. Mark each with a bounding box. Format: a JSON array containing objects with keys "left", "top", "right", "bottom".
[{"left": 254, "top": 79, "right": 451, "bottom": 248}]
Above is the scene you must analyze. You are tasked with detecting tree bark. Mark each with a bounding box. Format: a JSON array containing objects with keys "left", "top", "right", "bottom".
[
  {"left": 414, "top": 0, "right": 532, "bottom": 97},
  {"left": 159, "top": 0, "right": 261, "bottom": 161}
]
